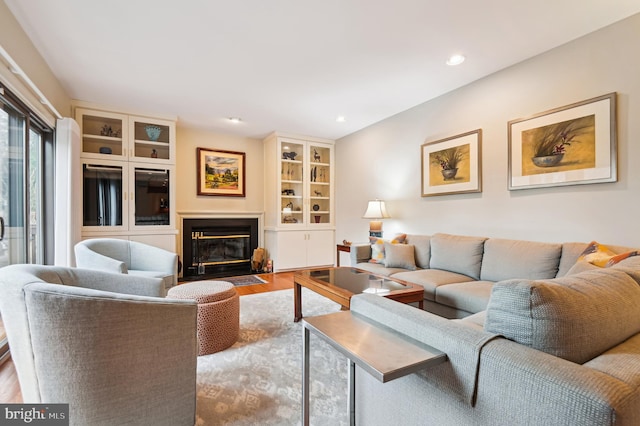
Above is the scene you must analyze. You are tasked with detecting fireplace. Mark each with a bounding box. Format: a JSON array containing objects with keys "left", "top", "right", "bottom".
[{"left": 182, "top": 218, "right": 259, "bottom": 280}]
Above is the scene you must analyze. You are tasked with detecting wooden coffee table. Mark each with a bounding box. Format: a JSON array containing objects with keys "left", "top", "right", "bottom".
[{"left": 293, "top": 267, "right": 424, "bottom": 322}]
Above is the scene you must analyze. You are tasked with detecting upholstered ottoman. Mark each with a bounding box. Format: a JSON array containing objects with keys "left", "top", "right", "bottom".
[{"left": 167, "top": 281, "right": 239, "bottom": 355}]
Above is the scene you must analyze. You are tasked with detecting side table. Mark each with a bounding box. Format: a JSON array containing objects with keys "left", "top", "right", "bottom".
[
  {"left": 302, "top": 311, "right": 447, "bottom": 425},
  {"left": 336, "top": 243, "right": 351, "bottom": 266}
]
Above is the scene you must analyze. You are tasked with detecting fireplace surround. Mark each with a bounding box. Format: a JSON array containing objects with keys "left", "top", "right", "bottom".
[{"left": 182, "top": 218, "right": 259, "bottom": 280}]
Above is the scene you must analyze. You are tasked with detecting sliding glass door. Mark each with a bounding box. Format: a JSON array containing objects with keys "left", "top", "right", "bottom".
[{"left": 0, "top": 85, "right": 52, "bottom": 363}]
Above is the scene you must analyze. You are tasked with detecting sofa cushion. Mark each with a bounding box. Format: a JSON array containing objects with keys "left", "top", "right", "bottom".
[
  {"left": 611, "top": 255, "right": 640, "bottom": 285},
  {"left": 480, "top": 238, "right": 561, "bottom": 282},
  {"left": 484, "top": 269, "right": 640, "bottom": 364},
  {"left": 369, "top": 234, "right": 407, "bottom": 264},
  {"left": 557, "top": 242, "right": 589, "bottom": 277},
  {"left": 564, "top": 260, "right": 599, "bottom": 276},
  {"left": 577, "top": 241, "right": 640, "bottom": 268},
  {"left": 383, "top": 242, "right": 417, "bottom": 270},
  {"left": 435, "top": 281, "right": 494, "bottom": 314},
  {"left": 354, "top": 262, "right": 408, "bottom": 277},
  {"left": 429, "top": 233, "right": 486, "bottom": 280},
  {"left": 392, "top": 269, "right": 475, "bottom": 301},
  {"left": 405, "top": 234, "right": 431, "bottom": 269}
]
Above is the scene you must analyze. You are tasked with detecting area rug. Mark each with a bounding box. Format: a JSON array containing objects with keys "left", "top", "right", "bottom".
[
  {"left": 222, "top": 275, "right": 268, "bottom": 287},
  {"left": 196, "top": 288, "right": 348, "bottom": 425}
]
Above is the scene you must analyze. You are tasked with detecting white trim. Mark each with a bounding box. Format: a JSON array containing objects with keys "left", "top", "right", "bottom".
[{"left": 0, "top": 44, "right": 61, "bottom": 127}]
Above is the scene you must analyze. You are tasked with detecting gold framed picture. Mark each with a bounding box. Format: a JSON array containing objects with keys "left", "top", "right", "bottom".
[
  {"left": 508, "top": 93, "right": 617, "bottom": 190},
  {"left": 197, "top": 148, "right": 246, "bottom": 197},
  {"left": 421, "top": 129, "right": 482, "bottom": 197}
]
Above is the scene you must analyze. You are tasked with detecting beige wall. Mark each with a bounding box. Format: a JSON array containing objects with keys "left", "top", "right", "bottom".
[
  {"left": 175, "top": 127, "right": 264, "bottom": 214},
  {"left": 336, "top": 13, "right": 640, "bottom": 247},
  {"left": 0, "top": 0, "right": 70, "bottom": 119}
]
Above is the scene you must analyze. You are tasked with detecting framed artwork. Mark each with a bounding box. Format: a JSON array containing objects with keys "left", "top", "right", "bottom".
[
  {"left": 508, "top": 92, "right": 617, "bottom": 190},
  {"left": 197, "top": 148, "right": 246, "bottom": 196},
  {"left": 421, "top": 129, "right": 482, "bottom": 197}
]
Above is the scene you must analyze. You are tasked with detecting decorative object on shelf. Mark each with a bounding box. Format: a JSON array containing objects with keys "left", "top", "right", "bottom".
[
  {"left": 508, "top": 92, "right": 617, "bottom": 190},
  {"left": 313, "top": 149, "right": 321, "bottom": 162},
  {"left": 313, "top": 190, "right": 322, "bottom": 196},
  {"left": 310, "top": 166, "right": 317, "bottom": 182},
  {"left": 421, "top": 129, "right": 482, "bottom": 197},
  {"left": 145, "top": 125, "right": 162, "bottom": 141},
  {"left": 151, "top": 149, "right": 158, "bottom": 158},
  {"left": 362, "top": 199, "right": 390, "bottom": 238},
  {"left": 312, "top": 204, "right": 320, "bottom": 211},
  {"left": 281, "top": 189, "right": 295, "bottom": 195},
  {"left": 314, "top": 216, "right": 321, "bottom": 223},
  {"left": 282, "top": 151, "right": 297, "bottom": 160},
  {"left": 197, "top": 148, "right": 246, "bottom": 197},
  {"left": 99, "top": 146, "right": 112, "bottom": 154},
  {"left": 342, "top": 240, "right": 351, "bottom": 246},
  {"left": 100, "top": 124, "right": 113, "bottom": 136}
]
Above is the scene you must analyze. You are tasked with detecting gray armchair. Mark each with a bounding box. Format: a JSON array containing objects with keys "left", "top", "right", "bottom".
[
  {"left": 74, "top": 238, "right": 178, "bottom": 293},
  {"left": 0, "top": 264, "right": 197, "bottom": 426}
]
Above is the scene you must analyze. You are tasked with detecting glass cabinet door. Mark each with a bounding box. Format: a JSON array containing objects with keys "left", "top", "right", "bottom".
[
  {"left": 82, "top": 161, "right": 127, "bottom": 230},
  {"left": 308, "top": 143, "right": 331, "bottom": 225},
  {"left": 280, "top": 140, "right": 304, "bottom": 225},
  {"left": 129, "top": 117, "right": 173, "bottom": 164},
  {"left": 77, "top": 109, "right": 127, "bottom": 160},
  {"left": 131, "top": 166, "right": 171, "bottom": 228}
]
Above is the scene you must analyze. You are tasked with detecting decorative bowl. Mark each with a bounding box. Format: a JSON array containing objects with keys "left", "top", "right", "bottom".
[{"left": 145, "top": 125, "right": 162, "bottom": 141}]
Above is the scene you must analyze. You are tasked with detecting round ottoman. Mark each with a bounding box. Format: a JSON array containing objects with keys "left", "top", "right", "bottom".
[{"left": 167, "top": 281, "right": 239, "bottom": 356}]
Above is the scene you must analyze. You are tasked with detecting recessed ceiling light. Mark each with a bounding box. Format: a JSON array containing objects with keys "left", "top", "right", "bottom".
[
  {"left": 336, "top": 116, "right": 346, "bottom": 123},
  {"left": 228, "top": 117, "right": 242, "bottom": 123},
  {"left": 446, "top": 54, "right": 465, "bottom": 66}
]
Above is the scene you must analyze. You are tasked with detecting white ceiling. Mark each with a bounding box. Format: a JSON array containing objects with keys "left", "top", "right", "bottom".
[{"left": 6, "top": 0, "right": 640, "bottom": 140}]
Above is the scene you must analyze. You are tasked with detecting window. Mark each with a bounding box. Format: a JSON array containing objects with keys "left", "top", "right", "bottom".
[{"left": 0, "top": 84, "right": 54, "bottom": 363}]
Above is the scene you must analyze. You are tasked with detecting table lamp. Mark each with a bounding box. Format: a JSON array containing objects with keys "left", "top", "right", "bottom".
[{"left": 362, "top": 199, "right": 390, "bottom": 237}]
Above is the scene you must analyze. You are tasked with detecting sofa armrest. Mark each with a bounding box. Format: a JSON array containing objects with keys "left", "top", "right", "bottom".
[
  {"left": 350, "top": 243, "right": 372, "bottom": 265},
  {"left": 130, "top": 243, "right": 178, "bottom": 276},
  {"left": 23, "top": 283, "right": 197, "bottom": 424},
  {"left": 351, "top": 293, "right": 640, "bottom": 426},
  {"left": 351, "top": 293, "right": 499, "bottom": 405},
  {"left": 61, "top": 267, "right": 167, "bottom": 297},
  {"left": 74, "top": 244, "right": 128, "bottom": 273}
]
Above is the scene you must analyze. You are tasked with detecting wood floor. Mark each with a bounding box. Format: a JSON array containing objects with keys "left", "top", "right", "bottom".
[{"left": 0, "top": 271, "right": 295, "bottom": 404}]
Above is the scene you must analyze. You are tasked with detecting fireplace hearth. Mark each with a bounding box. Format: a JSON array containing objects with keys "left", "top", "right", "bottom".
[{"left": 182, "top": 218, "right": 259, "bottom": 280}]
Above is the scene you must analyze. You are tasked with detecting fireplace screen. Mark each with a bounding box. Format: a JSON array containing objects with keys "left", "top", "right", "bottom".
[
  {"left": 182, "top": 218, "right": 259, "bottom": 280},
  {"left": 192, "top": 232, "right": 250, "bottom": 271}
]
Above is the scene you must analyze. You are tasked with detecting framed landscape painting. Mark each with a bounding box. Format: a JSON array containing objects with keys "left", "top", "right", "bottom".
[
  {"left": 421, "top": 129, "right": 482, "bottom": 197},
  {"left": 508, "top": 92, "right": 617, "bottom": 190},
  {"left": 197, "top": 148, "right": 246, "bottom": 196}
]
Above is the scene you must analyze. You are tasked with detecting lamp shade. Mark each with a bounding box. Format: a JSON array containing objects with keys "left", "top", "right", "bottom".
[{"left": 362, "top": 200, "right": 390, "bottom": 219}]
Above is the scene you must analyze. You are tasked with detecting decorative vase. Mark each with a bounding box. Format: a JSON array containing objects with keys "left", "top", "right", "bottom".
[
  {"left": 532, "top": 154, "right": 564, "bottom": 167},
  {"left": 441, "top": 168, "right": 458, "bottom": 180},
  {"left": 145, "top": 125, "right": 162, "bottom": 141},
  {"left": 314, "top": 216, "right": 321, "bottom": 223}
]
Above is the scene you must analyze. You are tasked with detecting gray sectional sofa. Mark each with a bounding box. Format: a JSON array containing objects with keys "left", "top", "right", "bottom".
[
  {"left": 347, "top": 233, "right": 640, "bottom": 425},
  {"left": 350, "top": 232, "right": 634, "bottom": 318}
]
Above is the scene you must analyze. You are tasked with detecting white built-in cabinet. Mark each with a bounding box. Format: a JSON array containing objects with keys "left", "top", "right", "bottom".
[
  {"left": 263, "top": 132, "right": 335, "bottom": 271},
  {"left": 75, "top": 103, "right": 178, "bottom": 252}
]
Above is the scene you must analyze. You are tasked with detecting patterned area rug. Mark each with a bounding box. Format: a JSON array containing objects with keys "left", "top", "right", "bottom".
[
  {"left": 196, "top": 288, "right": 348, "bottom": 425},
  {"left": 223, "top": 275, "right": 268, "bottom": 287}
]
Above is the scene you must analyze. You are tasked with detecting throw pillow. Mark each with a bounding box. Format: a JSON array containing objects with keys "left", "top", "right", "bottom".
[
  {"left": 577, "top": 241, "right": 639, "bottom": 267},
  {"left": 383, "top": 242, "right": 417, "bottom": 270},
  {"left": 485, "top": 269, "right": 640, "bottom": 364},
  {"left": 368, "top": 233, "right": 407, "bottom": 264}
]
